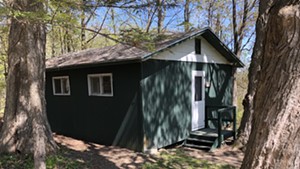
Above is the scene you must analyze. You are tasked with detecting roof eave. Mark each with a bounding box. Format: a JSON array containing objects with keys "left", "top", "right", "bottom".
[
  {"left": 46, "top": 58, "right": 142, "bottom": 72},
  {"left": 201, "top": 29, "right": 244, "bottom": 67}
]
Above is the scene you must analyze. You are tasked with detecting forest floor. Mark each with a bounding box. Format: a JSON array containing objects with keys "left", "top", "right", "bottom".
[
  {"left": 54, "top": 134, "right": 244, "bottom": 168},
  {"left": 0, "top": 118, "right": 244, "bottom": 168}
]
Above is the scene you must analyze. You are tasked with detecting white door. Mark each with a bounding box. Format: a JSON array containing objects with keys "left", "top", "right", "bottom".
[{"left": 191, "top": 71, "right": 205, "bottom": 131}]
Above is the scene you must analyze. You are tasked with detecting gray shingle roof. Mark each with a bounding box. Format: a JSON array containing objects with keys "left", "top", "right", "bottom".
[
  {"left": 46, "top": 28, "right": 244, "bottom": 70},
  {"left": 46, "top": 44, "right": 149, "bottom": 69}
]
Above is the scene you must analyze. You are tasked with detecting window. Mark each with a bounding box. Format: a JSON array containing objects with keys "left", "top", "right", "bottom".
[
  {"left": 87, "top": 73, "right": 113, "bottom": 96},
  {"left": 195, "top": 38, "right": 201, "bottom": 54},
  {"left": 52, "top": 76, "right": 70, "bottom": 95},
  {"left": 194, "top": 76, "right": 202, "bottom": 101}
]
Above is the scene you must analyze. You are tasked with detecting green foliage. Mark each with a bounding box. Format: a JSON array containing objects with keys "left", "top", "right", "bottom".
[
  {"left": 143, "top": 149, "right": 235, "bottom": 169},
  {"left": 119, "top": 28, "right": 156, "bottom": 51},
  {"left": 0, "top": 152, "right": 84, "bottom": 169},
  {"left": 119, "top": 28, "right": 171, "bottom": 51},
  {"left": 46, "top": 153, "right": 84, "bottom": 169},
  {"left": 12, "top": 10, "right": 50, "bottom": 23},
  {"left": 0, "top": 154, "right": 34, "bottom": 169},
  {"left": 0, "top": 20, "right": 8, "bottom": 116}
]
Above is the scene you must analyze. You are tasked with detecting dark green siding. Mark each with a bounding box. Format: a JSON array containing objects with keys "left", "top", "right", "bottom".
[
  {"left": 46, "top": 63, "right": 143, "bottom": 151},
  {"left": 205, "top": 63, "right": 233, "bottom": 106},
  {"left": 141, "top": 59, "right": 233, "bottom": 149},
  {"left": 46, "top": 59, "right": 234, "bottom": 151}
]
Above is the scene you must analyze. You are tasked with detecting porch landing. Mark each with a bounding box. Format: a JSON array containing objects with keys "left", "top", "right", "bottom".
[
  {"left": 190, "top": 128, "right": 233, "bottom": 138},
  {"left": 184, "top": 128, "right": 235, "bottom": 151}
]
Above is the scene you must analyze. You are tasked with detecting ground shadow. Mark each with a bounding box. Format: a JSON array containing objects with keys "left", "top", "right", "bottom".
[{"left": 54, "top": 134, "right": 157, "bottom": 169}]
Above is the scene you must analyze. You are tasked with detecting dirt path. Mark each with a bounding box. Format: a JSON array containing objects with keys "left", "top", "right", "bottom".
[
  {"left": 54, "top": 134, "right": 154, "bottom": 169},
  {"left": 54, "top": 134, "right": 244, "bottom": 169},
  {"left": 0, "top": 117, "right": 243, "bottom": 168}
]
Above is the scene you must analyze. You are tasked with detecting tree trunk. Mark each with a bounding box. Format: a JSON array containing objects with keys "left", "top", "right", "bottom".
[
  {"left": 207, "top": 0, "right": 214, "bottom": 27},
  {"left": 184, "top": 0, "right": 190, "bottom": 32},
  {"left": 0, "top": 0, "right": 57, "bottom": 166},
  {"left": 232, "top": 0, "right": 238, "bottom": 54},
  {"left": 81, "top": 0, "right": 86, "bottom": 50},
  {"left": 236, "top": 0, "right": 272, "bottom": 149},
  {"left": 231, "top": 0, "right": 254, "bottom": 145},
  {"left": 231, "top": 0, "right": 240, "bottom": 109},
  {"left": 65, "top": 28, "right": 71, "bottom": 52},
  {"left": 215, "top": 12, "right": 221, "bottom": 38},
  {"left": 111, "top": 8, "right": 117, "bottom": 34},
  {"left": 241, "top": 1, "right": 300, "bottom": 168},
  {"left": 157, "top": 0, "right": 163, "bottom": 33},
  {"left": 145, "top": 0, "right": 154, "bottom": 33}
]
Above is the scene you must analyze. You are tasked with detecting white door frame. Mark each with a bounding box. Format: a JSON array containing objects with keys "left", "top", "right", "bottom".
[{"left": 191, "top": 70, "right": 205, "bottom": 131}]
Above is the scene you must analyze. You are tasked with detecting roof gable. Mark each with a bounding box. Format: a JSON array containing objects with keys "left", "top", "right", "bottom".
[
  {"left": 143, "top": 28, "right": 244, "bottom": 67},
  {"left": 151, "top": 36, "right": 231, "bottom": 65}
]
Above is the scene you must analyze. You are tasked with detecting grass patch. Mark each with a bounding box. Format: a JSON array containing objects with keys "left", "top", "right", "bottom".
[
  {"left": 236, "top": 110, "right": 243, "bottom": 129},
  {"left": 0, "top": 150, "right": 85, "bottom": 169},
  {"left": 143, "top": 149, "right": 235, "bottom": 169}
]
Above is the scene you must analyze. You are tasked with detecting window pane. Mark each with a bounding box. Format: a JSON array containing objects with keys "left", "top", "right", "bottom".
[
  {"left": 195, "top": 76, "right": 202, "bottom": 101},
  {"left": 61, "top": 78, "right": 69, "bottom": 94},
  {"left": 90, "top": 77, "right": 100, "bottom": 94},
  {"left": 195, "top": 39, "right": 201, "bottom": 54},
  {"left": 54, "top": 79, "right": 62, "bottom": 94},
  {"left": 102, "top": 76, "right": 112, "bottom": 94}
]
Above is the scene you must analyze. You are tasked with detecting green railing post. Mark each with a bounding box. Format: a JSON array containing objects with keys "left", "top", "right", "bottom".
[
  {"left": 233, "top": 106, "right": 237, "bottom": 140},
  {"left": 217, "top": 110, "right": 222, "bottom": 148},
  {"left": 205, "top": 107, "right": 208, "bottom": 128},
  {"left": 206, "top": 105, "right": 236, "bottom": 148}
]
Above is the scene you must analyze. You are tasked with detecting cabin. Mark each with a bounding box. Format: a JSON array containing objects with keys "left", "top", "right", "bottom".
[{"left": 45, "top": 28, "right": 244, "bottom": 152}]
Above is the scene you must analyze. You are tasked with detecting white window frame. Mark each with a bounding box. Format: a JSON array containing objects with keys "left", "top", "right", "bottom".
[
  {"left": 52, "top": 76, "right": 71, "bottom": 96},
  {"left": 87, "top": 73, "right": 113, "bottom": 97}
]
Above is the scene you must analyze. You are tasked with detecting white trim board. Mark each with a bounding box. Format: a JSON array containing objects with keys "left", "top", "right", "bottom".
[
  {"left": 152, "top": 37, "right": 231, "bottom": 65},
  {"left": 52, "top": 76, "right": 71, "bottom": 96},
  {"left": 87, "top": 73, "right": 114, "bottom": 97}
]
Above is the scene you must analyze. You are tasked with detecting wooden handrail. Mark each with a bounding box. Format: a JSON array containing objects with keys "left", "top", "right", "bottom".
[
  {"left": 205, "top": 105, "right": 236, "bottom": 147},
  {"left": 217, "top": 110, "right": 222, "bottom": 147}
]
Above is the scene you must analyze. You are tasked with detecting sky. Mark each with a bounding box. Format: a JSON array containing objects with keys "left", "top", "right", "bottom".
[{"left": 81, "top": 0, "right": 257, "bottom": 65}]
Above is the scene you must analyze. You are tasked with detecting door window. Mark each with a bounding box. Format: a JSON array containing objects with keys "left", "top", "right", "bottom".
[{"left": 194, "top": 76, "right": 202, "bottom": 101}]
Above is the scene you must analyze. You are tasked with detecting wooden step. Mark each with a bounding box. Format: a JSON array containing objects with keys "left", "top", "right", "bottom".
[
  {"left": 184, "top": 128, "right": 235, "bottom": 151},
  {"left": 184, "top": 143, "right": 211, "bottom": 150},
  {"left": 186, "top": 137, "right": 215, "bottom": 143},
  {"left": 184, "top": 133, "right": 217, "bottom": 151},
  {"left": 184, "top": 128, "right": 221, "bottom": 151},
  {"left": 188, "top": 134, "right": 217, "bottom": 141}
]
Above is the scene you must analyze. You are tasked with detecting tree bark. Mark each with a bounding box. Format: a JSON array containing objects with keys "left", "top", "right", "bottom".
[
  {"left": 231, "top": 0, "right": 250, "bottom": 108},
  {"left": 157, "top": 0, "right": 164, "bottom": 33},
  {"left": 215, "top": 12, "right": 222, "bottom": 38},
  {"left": 207, "top": 0, "right": 214, "bottom": 27},
  {"left": 241, "top": 1, "right": 300, "bottom": 168},
  {"left": 231, "top": 0, "right": 257, "bottom": 148},
  {"left": 0, "top": 0, "right": 57, "bottom": 166},
  {"left": 145, "top": 0, "right": 154, "bottom": 33},
  {"left": 232, "top": 0, "right": 238, "bottom": 54},
  {"left": 237, "top": 0, "right": 271, "bottom": 148},
  {"left": 81, "top": 0, "right": 87, "bottom": 50},
  {"left": 184, "top": 0, "right": 190, "bottom": 32},
  {"left": 64, "top": 28, "right": 71, "bottom": 52},
  {"left": 111, "top": 8, "right": 117, "bottom": 34}
]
